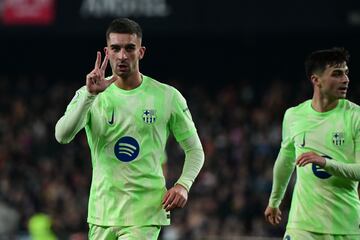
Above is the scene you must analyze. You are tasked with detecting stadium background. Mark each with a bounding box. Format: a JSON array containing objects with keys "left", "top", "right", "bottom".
[{"left": 1, "top": 0, "right": 360, "bottom": 239}]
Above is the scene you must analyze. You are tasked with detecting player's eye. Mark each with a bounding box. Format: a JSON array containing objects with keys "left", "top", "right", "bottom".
[
  {"left": 111, "top": 46, "right": 121, "bottom": 52},
  {"left": 332, "top": 71, "right": 343, "bottom": 77},
  {"left": 125, "top": 45, "right": 136, "bottom": 52}
]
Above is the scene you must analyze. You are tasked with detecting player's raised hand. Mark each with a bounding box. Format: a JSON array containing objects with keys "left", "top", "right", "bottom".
[
  {"left": 86, "top": 51, "right": 118, "bottom": 95},
  {"left": 162, "top": 184, "right": 188, "bottom": 211},
  {"left": 264, "top": 206, "right": 282, "bottom": 225},
  {"left": 296, "top": 152, "right": 326, "bottom": 167}
]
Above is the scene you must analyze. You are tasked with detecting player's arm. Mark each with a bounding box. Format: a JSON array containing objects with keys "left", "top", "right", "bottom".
[
  {"left": 265, "top": 109, "right": 296, "bottom": 225},
  {"left": 55, "top": 51, "right": 117, "bottom": 144},
  {"left": 162, "top": 88, "right": 205, "bottom": 211},
  {"left": 162, "top": 133, "right": 204, "bottom": 211},
  {"left": 175, "top": 133, "right": 204, "bottom": 191},
  {"left": 297, "top": 152, "right": 360, "bottom": 181},
  {"left": 269, "top": 151, "right": 296, "bottom": 208},
  {"left": 324, "top": 160, "right": 360, "bottom": 181},
  {"left": 55, "top": 88, "right": 96, "bottom": 144}
]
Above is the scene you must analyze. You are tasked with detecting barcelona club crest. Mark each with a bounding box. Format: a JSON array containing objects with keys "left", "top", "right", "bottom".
[
  {"left": 332, "top": 132, "right": 344, "bottom": 146},
  {"left": 143, "top": 109, "right": 156, "bottom": 124}
]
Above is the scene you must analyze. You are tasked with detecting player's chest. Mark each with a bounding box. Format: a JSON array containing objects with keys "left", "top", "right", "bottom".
[
  {"left": 291, "top": 115, "right": 354, "bottom": 155},
  {"left": 91, "top": 95, "right": 170, "bottom": 134}
]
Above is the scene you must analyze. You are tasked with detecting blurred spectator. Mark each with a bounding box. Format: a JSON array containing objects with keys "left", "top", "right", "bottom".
[{"left": 28, "top": 213, "right": 56, "bottom": 240}]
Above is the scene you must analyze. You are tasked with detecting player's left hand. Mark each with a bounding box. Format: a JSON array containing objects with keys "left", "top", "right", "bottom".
[
  {"left": 296, "top": 152, "right": 326, "bottom": 167},
  {"left": 162, "top": 184, "right": 188, "bottom": 211}
]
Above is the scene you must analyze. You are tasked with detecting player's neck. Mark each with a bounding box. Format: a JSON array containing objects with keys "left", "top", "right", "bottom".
[
  {"left": 114, "top": 72, "right": 143, "bottom": 90},
  {"left": 311, "top": 94, "right": 339, "bottom": 112}
]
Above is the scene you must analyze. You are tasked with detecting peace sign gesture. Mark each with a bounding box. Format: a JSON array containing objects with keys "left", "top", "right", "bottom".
[{"left": 86, "top": 51, "right": 118, "bottom": 95}]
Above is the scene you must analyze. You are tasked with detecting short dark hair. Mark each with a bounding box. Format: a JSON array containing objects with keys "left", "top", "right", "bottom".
[
  {"left": 106, "top": 18, "right": 143, "bottom": 40},
  {"left": 305, "top": 47, "right": 350, "bottom": 80}
]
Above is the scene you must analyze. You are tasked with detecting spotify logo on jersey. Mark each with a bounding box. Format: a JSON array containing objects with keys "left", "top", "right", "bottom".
[
  {"left": 114, "top": 136, "right": 140, "bottom": 162},
  {"left": 312, "top": 155, "right": 332, "bottom": 179}
]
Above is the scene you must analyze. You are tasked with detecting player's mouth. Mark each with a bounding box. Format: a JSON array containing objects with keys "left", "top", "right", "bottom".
[
  {"left": 117, "top": 63, "right": 129, "bottom": 72},
  {"left": 338, "top": 86, "right": 348, "bottom": 93}
]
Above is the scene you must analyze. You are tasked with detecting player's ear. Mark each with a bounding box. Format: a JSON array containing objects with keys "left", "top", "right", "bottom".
[
  {"left": 104, "top": 47, "right": 109, "bottom": 56},
  {"left": 139, "top": 46, "right": 146, "bottom": 60},
  {"left": 311, "top": 74, "right": 320, "bottom": 86}
]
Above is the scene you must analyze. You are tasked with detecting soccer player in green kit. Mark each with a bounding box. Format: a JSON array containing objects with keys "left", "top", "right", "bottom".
[
  {"left": 55, "top": 18, "right": 204, "bottom": 239},
  {"left": 264, "top": 47, "right": 360, "bottom": 240}
]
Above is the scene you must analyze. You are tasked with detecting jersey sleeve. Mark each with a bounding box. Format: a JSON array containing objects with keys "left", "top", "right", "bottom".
[
  {"left": 175, "top": 133, "right": 205, "bottom": 191},
  {"left": 55, "top": 86, "right": 96, "bottom": 144},
  {"left": 269, "top": 109, "right": 296, "bottom": 208},
  {"left": 168, "top": 88, "right": 197, "bottom": 142}
]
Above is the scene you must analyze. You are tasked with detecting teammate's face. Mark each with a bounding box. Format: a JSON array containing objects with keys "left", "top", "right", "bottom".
[
  {"left": 312, "top": 62, "right": 349, "bottom": 100},
  {"left": 104, "top": 33, "right": 145, "bottom": 78}
]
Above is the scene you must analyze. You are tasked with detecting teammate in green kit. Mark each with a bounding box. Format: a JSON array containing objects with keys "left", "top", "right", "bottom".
[
  {"left": 264, "top": 47, "right": 360, "bottom": 240},
  {"left": 55, "top": 18, "right": 205, "bottom": 240}
]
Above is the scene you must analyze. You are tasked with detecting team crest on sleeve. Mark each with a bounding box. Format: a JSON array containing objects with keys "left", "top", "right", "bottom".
[
  {"left": 332, "top": 132, "right": 344, "bottom": 146},
  {"left": 143, "top": 109, "right": 156, "bottom": 124}
]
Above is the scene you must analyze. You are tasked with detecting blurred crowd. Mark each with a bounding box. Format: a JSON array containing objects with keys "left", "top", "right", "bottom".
[{"left": 0, "top": 74, "right": 357, "bottom": 239}]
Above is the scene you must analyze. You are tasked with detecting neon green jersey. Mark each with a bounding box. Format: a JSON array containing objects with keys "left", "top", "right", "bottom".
[
  {"left": 277, "top": 99, "right": 360, "bottom": 234},
  {"left": 62, "top": 75, "right": 197, "bottom": 226}
]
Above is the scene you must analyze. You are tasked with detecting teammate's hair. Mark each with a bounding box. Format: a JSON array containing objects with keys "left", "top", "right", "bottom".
[
  {"left": 305, "top": 47, "right": 350, "bottom": 80},
  {"left": 106, "top": 18, "right": 142, "bottom": 40}
]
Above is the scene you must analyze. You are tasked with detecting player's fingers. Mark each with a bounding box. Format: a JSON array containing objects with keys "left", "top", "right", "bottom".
[
  {"left": 167, "top": 193, "right": 183, "bottom": 210},
  {"left": 172, "top": 195, "right": 182, "bottom": 207},
  {"left": 297, "top": 157, "right": 307, "bottom": 166},
  {"left": 162, "top": 191, "right": 170, "bottom": 204},
  {"left": 267, "top": 215, "right": 275, "bottom": 225},
  {"left": 179, "top": 197, "right": 187, "bottom": 208},
  {"left": 179, "top": 200, "right": 186, "bottom": 208},
  {"left": 276, "top": 216, "right": 282, "bottom": 223},
  {"left": 165, "top": 196, "right": 177, "bottom": 211},
  {"left": 265, "top": 213, "right": 271, "bottom": 222},
  {"left": 95, "top": 51, "right": 101, "bottom": 69},
  {"left": 165, "top": 202, "right": 175, "bottom": 211},
  {"left": 87, "top": 73, "right": 97, "bottom": 85},
  {"left": 163, "top": 192, "right": 175, "bottom": 208},
  {"left": 100, "top": 54, "right": 109, "bottom": 72},
  {"left": 301, "top": 158, "right": 312, "bottom": 166}
]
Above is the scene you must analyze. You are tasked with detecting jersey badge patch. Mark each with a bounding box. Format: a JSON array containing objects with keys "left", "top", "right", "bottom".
[
  {"left": 143, "top": 109, "right": 156, "bottom": 124},
  {"left": 332, "top": 132, "right": 344, "bottom": 146}
]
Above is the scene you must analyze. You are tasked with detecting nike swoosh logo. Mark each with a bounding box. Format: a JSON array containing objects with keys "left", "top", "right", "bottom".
[
  {"left": 300, "top": 132, "right": 305, "bottom": 147},
  {"left": 108, "top": 109, "right": 114, "bottom": 125}
]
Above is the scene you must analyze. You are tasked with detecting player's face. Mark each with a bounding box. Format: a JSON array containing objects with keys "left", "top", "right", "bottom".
[
  {"left": 104, "top": 33, "right": 145, "bottom": 79},
  {"left": 315, "top": 62, "right": 349, "bottom": 100}
]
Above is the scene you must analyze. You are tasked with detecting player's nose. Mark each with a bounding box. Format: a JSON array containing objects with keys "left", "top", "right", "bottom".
[{"left": 117, "top": 48, "right": 128, "bottom": 60}]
